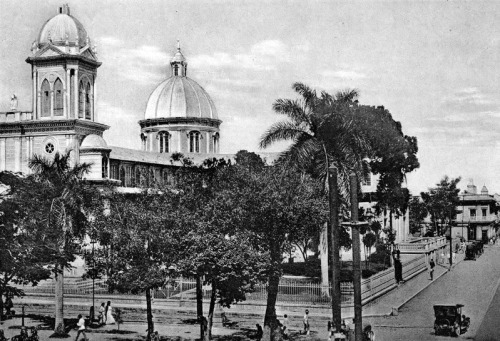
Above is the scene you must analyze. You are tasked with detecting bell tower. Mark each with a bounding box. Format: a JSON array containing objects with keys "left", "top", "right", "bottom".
[
  {"left": 27, "top": 4, "right": 100, "bottom": 121},
  {"left": 0, "top": 4, "right": 108, "bottom": 174}
]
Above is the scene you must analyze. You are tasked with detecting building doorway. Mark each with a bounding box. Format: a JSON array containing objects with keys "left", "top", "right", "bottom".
[{"left": 482, "top": 230, "right": 488, "bottom": 243}]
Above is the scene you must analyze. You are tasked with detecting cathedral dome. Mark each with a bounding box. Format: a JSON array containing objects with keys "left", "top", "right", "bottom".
[
  {"left": 80, "top": 134, "right": 108, "bottom": 149},
  {"left": 144, "top": 43, "right": 217, "bottom": 120},
  {"left": 144, "top": 76, "right": 217, "bottom": 120},
  {"left": 38, "top": 4, "right": 88, "bottom": 47}
]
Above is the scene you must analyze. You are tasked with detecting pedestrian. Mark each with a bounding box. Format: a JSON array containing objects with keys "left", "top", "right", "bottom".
[
  {"left": 105, "top": 301, "right": 115, "bottom": 324},
  {"left": 98, "top": 302, "right": 105, "bottom": 325},
  {"left": 363, "top": 324, "right": 375, "bottom": 341},
  {"left": 5, "top": 294, "right": 13, "bottom": 317},
  {"left": 151, "top": 331, "right": 160, "bottom": 341},
  {"left": 394, "top": 258, "right": 403, "bottom": 284},
  {"left": 303, "top": 309, "right": 310, "bottom": 335},
  {"left": 75, "top": 314, "right": 87, "bottom": 341},
  {"left": 282, "top": 314, "right": 289, "bottom": 339},
  {"left": 429, "top": 259, "right": 435, "bottom": 280},
  {"left": 255, "top": 323, "right": 263, "bottom": 341}
]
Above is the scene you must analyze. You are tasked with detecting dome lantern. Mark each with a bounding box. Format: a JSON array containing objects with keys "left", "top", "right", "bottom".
[{"left": 170, "top": 40, "right": 187, "bottom": 77}]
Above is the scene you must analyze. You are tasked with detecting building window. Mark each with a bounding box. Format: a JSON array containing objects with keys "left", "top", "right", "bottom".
[
  {"left": 189, "top": 131, "right": 200, "bottom": 153},
  {"left": 482, "top": 208, "right": 487, "bottom": 217},
  {"left": 78, "top": 80, "right": 84, "bottom": 118},
  {"left": 45, "top": 142, "right": 55, "bottom": 154},
  {"left": 173, "top": 64, "right": 179, "bottom": 76},
  {"left": 53, "top": 78, "right": 64, "bottom": 116},
  {"left": 85, "top": 82, "right": 91, "bottom": 120},
  {"left": 470, "top": 209, "right": 476, "bottom": 220},
  {"left": 119, "top": 167, "right": 126, "bottom": 186},
  {"left": 158, "top": 132, "right": 169, "bottom": 153},
  {"left": 362, "top": 173, "right": 371, "bottom": 186},
  {"left": 41, "top": 80, "right": 51, "bottom": 117},
  {"left": 212, "top": 133, "right": 219, "bottom": 153},
  {"left": 135, "top": 167, "right": 141, "bottom": 187},
  {"left": 101, "top": 156, "right": 108, "bottom": 179}
]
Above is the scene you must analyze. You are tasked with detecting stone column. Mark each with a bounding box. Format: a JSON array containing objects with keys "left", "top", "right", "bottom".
[
  {"left": 37, "top": 90, "right": 41, "bottom": 120},
  {"left": 0, "top": 138, "right": 5, "bottom": 171},
  {"left": 32, "top": 68, "right": 37, "bottom": 117},
  {"left": 74, "top": 68, "right": 79, "bottom": 118},
  {"left": 14, "top": 137, "right": 21, "bottom": 172},
  {"left": 93, "top": 78, "right": 97, "bottom": 121},
  {"left": 50, "top": 89, "right": 54, "bottom": 118},
  {"left": 66, "top": 68, "right": 71, "bottom": 118}
]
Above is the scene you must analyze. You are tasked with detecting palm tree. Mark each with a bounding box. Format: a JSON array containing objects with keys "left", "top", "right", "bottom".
[
  {"left": 259, "top": 82, "right": 368, "bottom": 198},
  {"left": 29, "top": 151, "right": 92, "bottom": 335}
]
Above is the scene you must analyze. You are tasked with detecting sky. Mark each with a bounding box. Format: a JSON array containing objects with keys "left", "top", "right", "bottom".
[{"left": 0, "top": 0, "right": 499, "bottom": 195}]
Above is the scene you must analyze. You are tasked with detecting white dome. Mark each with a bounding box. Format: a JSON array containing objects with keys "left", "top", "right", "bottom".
[
  {"left": 80, "top": 134, "right": 108, "bottom": 149},
  {"left": 38, "top": 5, "right": 88, "bottom": 47},
  {"left": 144, "top": 76, "right": 218, "bottom": 120}
]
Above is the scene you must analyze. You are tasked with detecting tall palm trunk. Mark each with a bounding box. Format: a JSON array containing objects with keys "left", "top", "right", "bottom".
[
  {"left": 146, "top": 288, "right": 154, "bottom": 340},
  {"left": 54, "top": 267, "right": 65, "bottom": 334}
]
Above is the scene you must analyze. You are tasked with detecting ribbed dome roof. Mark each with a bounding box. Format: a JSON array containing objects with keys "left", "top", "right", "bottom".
[
  {"left": 81, "top": 134, "right": 108, "bottom": 149},
  {"left": 38, "top": 5, "right": 88, "bottom": 47},
  {"left": 144, "top": 76, "right": 218, "bottom": 120}
]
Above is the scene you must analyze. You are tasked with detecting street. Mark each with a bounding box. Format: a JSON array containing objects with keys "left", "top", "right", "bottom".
[{"left": 366, "top": 245, "right": 500, "bottom": 340}]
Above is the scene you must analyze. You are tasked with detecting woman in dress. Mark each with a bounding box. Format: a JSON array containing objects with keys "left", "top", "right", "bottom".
[{"left": 105, "top": 301, "right": 115, "bottom": 324}]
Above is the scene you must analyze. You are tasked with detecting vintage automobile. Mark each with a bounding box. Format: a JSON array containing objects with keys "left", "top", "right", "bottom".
[
  {"left": 465, "top": 244, "right": 476, "bottom": 260},
  {"left": 434, "top": 304, "right": 470, "bottom": 336}
]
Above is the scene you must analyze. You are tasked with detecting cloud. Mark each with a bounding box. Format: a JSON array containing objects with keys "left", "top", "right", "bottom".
[
  {"left": 98, "top": 36, "right": 168, "bottom": 85},
  {"left": 321, "top": 69, "right": 367, "bottom": 80},
  {"left": 190, "top": 39, "right": 293, "bottom": 72},
  {"left": 442, "top": 87, "right": 496, "bottom": 110}
]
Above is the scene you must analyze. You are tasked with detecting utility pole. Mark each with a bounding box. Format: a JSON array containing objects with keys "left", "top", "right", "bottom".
[
  {"left": 328, "top": 165, "right": 341, "bottom": 331},
  {"left": 196, "top": 272, "right": 204, "bottom": 340},
  {"left": 350, "top": 173, "right": 363, "bottom": 341}
]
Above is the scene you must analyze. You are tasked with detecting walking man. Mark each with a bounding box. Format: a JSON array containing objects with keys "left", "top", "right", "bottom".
[
  {"left": 429, "top": 259, "right": 435, "bottom": 280},
  {"left": 75, "top": 314, "right": 87, "bottom": 341}
]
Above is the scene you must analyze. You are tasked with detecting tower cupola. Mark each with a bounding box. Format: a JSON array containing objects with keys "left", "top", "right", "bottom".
[{"left": 170, "top": 41, "right": 187, "bottom": 77}]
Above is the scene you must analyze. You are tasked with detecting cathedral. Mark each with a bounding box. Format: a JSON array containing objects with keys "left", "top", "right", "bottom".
[{"left": 0, "top": 4, "right": 224, "bottom": 186}]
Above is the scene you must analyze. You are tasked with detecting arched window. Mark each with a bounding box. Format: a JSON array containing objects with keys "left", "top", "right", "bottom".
[
  {"left": 158, "top": 132, "right": 170, "bottom": 153},
  {"left": 149, "top": 168, "right": 155, "bottom": 187},
  {"left": 173, "top": 64, "right": 179, "bottom": 76},
  {"left": 135, "top": 167, "right": 141, "bottom": 187},
  {"left": 189, "top": 131, "right": 200, "bottom": 153},
  {"left": 85, "top": 82, "right": 91, "bottom": 119},
  {"left": 102, "top": 156, "right": 108, "bottom": 178},
  {"left": 78, "top": 80, "right": 84, "bottom": 118},
  {"left": 53, "top": 78, "right": 63, "bottom": 116},
  {"left": 119, "top": 167, "right": 126, "bottom": 186},
  {"left": 212, "top": 133, "right": 219, "bottom": 153},
  {"left": 41, "top": 80, "right": 51, "bottom": 117}
]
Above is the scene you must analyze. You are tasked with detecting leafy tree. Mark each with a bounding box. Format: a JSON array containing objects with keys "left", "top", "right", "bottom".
[
  {"left": 408, "top": 196, "right": 428, "bottom": 235},
  {"left": 234, "top": 150, "right": 265, "bottom": 171},
  {"left": 0, "top": 172, "right": 53, "bottom": 318},
  {"left": 220, "top": 163, "right": 328, "bottom": 341},
  {"left": 173, "top": 157, "right": 268, "bottom": 340},
  {"left": 89, "top": 190, "right": 183, "bottom": 340},
  {"left": 28, "top": 151, "right": 94, "bottom": 335},
  {"left": 421, "top": 176, "right": 461, "bottom": 236}
]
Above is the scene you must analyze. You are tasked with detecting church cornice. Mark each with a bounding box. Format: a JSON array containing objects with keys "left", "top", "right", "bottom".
[
  {"left": 26, "top": 54, "right": 101, "bottom": 68},
  {"left": 0, "top": 119, "right": 109, "bottom": 136},
  {"left": 139, "top": 117, "right": 222, "bottom": 129}
]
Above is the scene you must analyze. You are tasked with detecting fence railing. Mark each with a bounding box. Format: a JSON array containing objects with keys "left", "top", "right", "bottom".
[{"left": 16, "top": 255, "right": 428, "bottom": 307}]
